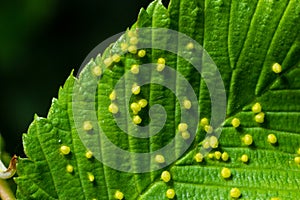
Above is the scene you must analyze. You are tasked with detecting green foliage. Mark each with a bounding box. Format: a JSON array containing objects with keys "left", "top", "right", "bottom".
[{"left": 15, "top": 0, "right": 300, "bottom": 199}]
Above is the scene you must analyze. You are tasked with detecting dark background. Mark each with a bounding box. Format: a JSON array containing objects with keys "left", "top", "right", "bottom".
[{"left": 0, "top": 0, "right": 170, "bottom": 156}]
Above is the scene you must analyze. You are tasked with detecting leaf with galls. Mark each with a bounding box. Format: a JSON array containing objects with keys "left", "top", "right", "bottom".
[{"left": 15, "top": 0, "right": 300, "bottom": 199}]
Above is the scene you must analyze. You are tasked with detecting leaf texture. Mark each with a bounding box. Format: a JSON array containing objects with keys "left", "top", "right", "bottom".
[{"left": 16, "top": 0, "right": 300, "bottom": 199}]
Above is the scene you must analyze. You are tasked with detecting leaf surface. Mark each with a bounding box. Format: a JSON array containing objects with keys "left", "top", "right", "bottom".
[{"left": 16, "top": 0, "right": 300, "bottom": 199}]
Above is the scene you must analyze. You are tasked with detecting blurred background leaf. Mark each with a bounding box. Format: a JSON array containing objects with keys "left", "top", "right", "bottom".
[{"left": 0, "top": 0, "right": 163, "bottom": 156}]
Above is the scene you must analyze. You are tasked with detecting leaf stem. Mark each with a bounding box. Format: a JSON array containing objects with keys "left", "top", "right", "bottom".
[{"left": 0, "top": 179, "right": 15, "bottom": 200}]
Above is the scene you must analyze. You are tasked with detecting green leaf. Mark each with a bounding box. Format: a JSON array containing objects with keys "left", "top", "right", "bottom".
[{"left": 15, "top": 0, "right": 300, "bottom": 199}]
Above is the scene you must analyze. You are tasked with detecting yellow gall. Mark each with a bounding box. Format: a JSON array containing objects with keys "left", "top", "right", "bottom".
[
  {"left": 138, "top": 49, "right": 146, "bottom": 58},
  {"left": 112, "top": 54, "right": 121, "bottom": 63},
  {"left": 243, "top": 134, "right": 253, "bottom": 146},
  {"left": 114, "top": 190, "right": 124, "bottom": 200},
  {"left": 155, "top": 154, "right": 165, "bottom": 163},
  {"left": 204, "top": 125, "right": 213, "bottom": 134},
  {"left": 194, "top": 153, "right": 203, "bottom": 163},
  {"left": 166, "top": 189, "right": 175, "bottom": 199},
  {"left": 83, "top": 121, "right": 93, "bottom": 131},
  {"left": 231, "top": 118, "right": 240, "bottom": 128},
  {"left": 297, "top": 148, "right": 300, "bottom": 155},
  {"left": 208, "top": 153, "right": 214, "bottom": 159},
  {"left": 109, "top": 90, "right": 117, "bottom": 101},
  {"left": 252, "top": 102, "right": 262, "bottom": 113},
  {"left": 85, "top": 150, "right": 93, "bottom": 159},
  {"left": 214, "top": 151, "right": 222, "bottom": 160},
  {"left": 181, "top": 131, "right": 190, "bottom": 140},
  {"left": 202, "top": 139, "right": 210, "bottom": 149},
  {"left": 221, "top": 167, "right": 231, "bottom": 179},
  {"left": 209, "top": 136, "right": 219, "bottom": 149},
  {"left": 157, "top": 57, "right": 166, "bottom": 65},
  {"left": 271, "top": 198, "right": 280, "bottom": 200},
  {"left": 272, "top": 63, "right": 282, "bottom": 74},
  {"left": 267, "top": 134, "right": 277, "bottom": 144},
  {"left": 138, "top": 99, "right": 148, "bottom": 108},
  {"left": 241, "top": 154, "right": 249, "bottom": 163},
  {"left": 200, "top": 118, "right": 209, "bottom": 126},
  {"left": 186, "top": 42, "right": 194, "bottom": 50},
  {"left": 66, "top": 164, "right": 74, "bottom": 173},
  {"left": 93, "top": 66, "right": 102, "bottom": 76},
  {"left": 87, "top": 172, "right": 95, "bottom": 182},
  {"left": 178, "top": 123, "right": 188, "bottom": 132},
  {"left": 129, "top": 37, "right": 138, "bottom": 45},
  {"left": 130, "top": 102, "right": 141, "bottom": 114},
  {"left": 131, "top": 83, "right": 140, "bottom": 95},
  {"left": 183, "top": 99, "right": 192, "bottom": 109},
  {"left": 221, "top": 152, "right": 229, "bottom": 161},
  {"left": 108, "top": 103, "right": 119, "bottom": 114},
  {"left": 230, "top": 187, "right": 241, "bottom": 198},
  {"left": 255, "top": 112, "right": 265, "bottom": 123},
  {"left": 121, "top": 43, "right": 128, "bottom": 52},
  {"left": 128, "top": 45, "right": 137, "bottom": 54},
  {"left": 104, "top": 57, "right": 113, "bottom": 67},
  {"left": 294, "top": 157, "right": 300, "bottom": 164},
  {"left": 161, "top": 171, "right": 171, "bottom": 182},
  {"left": 133, "top": 115, "right": 142, "bottom": 125},
  {"left": 157, "top": 58, "right": 166, "bottom": 72},
  {"left": 130, "top": 64, "right": 139, "bottom": 74},
  {"left": 157, "top": 64, "right": 165, "bottom": 72},
  {"left": 60, "top": 145, "right": 71, "bottom": 155}
]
